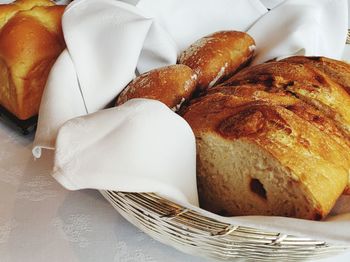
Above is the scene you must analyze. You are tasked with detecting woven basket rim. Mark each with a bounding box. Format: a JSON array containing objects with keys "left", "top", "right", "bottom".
[
  {"left": 100, "top": 30, "right": 350, "bottom": 261},
  {"left": 102, "top": 191, "right": 350, "bottom": 261}
]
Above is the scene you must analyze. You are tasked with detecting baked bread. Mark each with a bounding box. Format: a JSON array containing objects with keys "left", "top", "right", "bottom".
[
  {"left": 182, "top": 92, "right": 349, "bottom": 219},
  {"left": 220, "top": 60, "right": 350, "bottom": 194},
  {"left": 116, "top": 65, "right": 198, "bottom": 111},
  {"left": 178, "top": 31, "right": 255, "bottom": 92},
  {"left": 0, "top": 0, "right": 66, "bottom": 120},
  {"left": 280, "top": 56, "right": 350, "bottom": 95},
  {"left": 221, "top": 61, "right": 350, "bottom": 137},
  {"left": 209, "top": 84, "right": 350, "bottom": 150}
]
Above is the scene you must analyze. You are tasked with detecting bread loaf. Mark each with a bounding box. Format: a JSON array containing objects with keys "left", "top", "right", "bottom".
[
  {"left": 209, "top": 84, "right": 350, "bottom": 150},
  {"left": 0, "top": 0, "right": 66, "bottom": 120},
  {"left": 180, "top": 54, "right": 350, "bottom": 219},
  {"left": 116, "top": 65, "right": 198, "bottom": 111},
  {"left": 178, "top": 31, "right": 255, "bottom": 92},
  {"left": 182, "top": 92, "right": 349, "bottom": 219},
  {"left": 221, "top": 61, "right": 350, "bottom": 138},
  {"left": 280, "top": 56, "right": 350, "bottom": 95},
  {"left": 220, "top": 60, "right": 350, "bottom": 194}
]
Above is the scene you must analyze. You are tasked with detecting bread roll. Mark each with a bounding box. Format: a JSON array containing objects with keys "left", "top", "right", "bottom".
[
  {"left": 178, "top": 31, "right": 255, "bottom": 91},
  {"left": 0, "top": 0, "right": 66, "bottom": 120},
  {"left": 182, "top": 93, "right": 349, "bottom": 219},
  {"left": 116, "top": 65, "right": 198, "bottom": 111}
]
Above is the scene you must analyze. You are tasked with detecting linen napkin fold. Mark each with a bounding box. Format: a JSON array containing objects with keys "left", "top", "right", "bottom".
[
  {"left": 136, "top": 0, "right": 267, "bottom": 72},
  {"left": 53, "top": 99, "right": 198, "bottom": 205},
  {"left": 248, "top": 0, "right": 348, "bottom": 64},
  {"left": 33, "top": 0, "right": 350, "bottom": 244},
  {"left": 33, "top": 0, "right": 267, "bottom": 154}
]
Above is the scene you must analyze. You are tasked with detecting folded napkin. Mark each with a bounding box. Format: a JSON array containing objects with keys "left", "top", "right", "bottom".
[
  {"left": 53, "top": 99, "right": 197, "bottom": 205},
  {"left": 33, "top": 0, "right": 350, "bottom": 244},
  {"left": 248, "top": 0, "right": 348, "bottom": 64}
]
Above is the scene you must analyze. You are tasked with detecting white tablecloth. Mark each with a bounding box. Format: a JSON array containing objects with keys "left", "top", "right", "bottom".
[
  {"left": 0, "top": 121, "right": 209, "bottom": 262},
  {"left": 0, "top": 120, "right": 350, "bottom": 262}
]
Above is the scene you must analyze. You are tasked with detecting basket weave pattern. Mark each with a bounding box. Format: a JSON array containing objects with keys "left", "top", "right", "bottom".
[{"left": 102, "top": 191, "right": 350, "bottom": 261}]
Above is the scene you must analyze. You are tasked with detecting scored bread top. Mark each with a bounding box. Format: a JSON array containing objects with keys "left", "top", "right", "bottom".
[
  {"left": 209, "top": 84, "right": 350, "bottom": 150},
  {"left": 280, "top": 56, "right": 350, "bottom": 95},
  {"left": 221, "top": 61, "right": 350, "bottom": 137}
]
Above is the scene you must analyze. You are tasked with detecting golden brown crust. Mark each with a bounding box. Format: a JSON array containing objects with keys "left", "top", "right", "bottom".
[
  {"left": 182, "top": 93, "right": 349, "bottom": 219},
  {"left": 221, "top": 61, "right": 350, "bottom": 137},
  {"left": 178, "top": 31, "right": 255, "bottom": 91},
  {"left": 0, "top": 0, "right": 65, "bottom": 120},
  {"left": 218, "top": 60, "right": 350, "bottom": 195},
  {"left": 182, "top": 55, "right": 350, "bottom": 217},
  {"left": 183, "top": 91, "right": 350, "bottom": 169},
  {"left": 280, "top": 56, "right": 350, "bottom": 95},
  {"left": 0, "top": 0, "right": 55, "bottom": 29},
  {"left": 209, "top": 85, "right": 350, "bottom": 150},
  {"left": 116, "top": 65, "right": 198, "bottom": 111}
]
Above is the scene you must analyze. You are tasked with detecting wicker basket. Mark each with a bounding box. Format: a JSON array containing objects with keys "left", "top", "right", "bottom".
[
  {"left": 101, "top": 191, "right": 350, "bottom": 261},
  {"left": 99, "top": 30, "right": 350, "bottom": 262}
]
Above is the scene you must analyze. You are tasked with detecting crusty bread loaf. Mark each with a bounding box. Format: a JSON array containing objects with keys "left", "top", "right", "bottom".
[
  {"left": 280, "top": 56, "right": 350, "bottom": 95},
  {"left": 219, "top": 60, "right": 350, "bottom": 195},
  {"left": 0, "top": 0, "right": 66, "bottom": 120},
  {"left": 221, "top": 61, "right": 350, "bottom": 138},
  {"left": 182, "top": 92, "right": 349, "bottom": 219},
  {"left": 178, "top": 31, "right": 255, "bottom": 91},
  {"left": 209, "top": 84, "right": 350, "bottom": 151},
  {"left": 116, "top": 65, "right": 198, "bottom": 111}
]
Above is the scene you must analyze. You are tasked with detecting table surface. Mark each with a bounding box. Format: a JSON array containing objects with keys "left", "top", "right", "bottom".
[
  {"left": 0, "top": 121, "right": 209, "bottom": 262},
  {"left": 1, "top": 119, "right": 350, "bottom": 262}
]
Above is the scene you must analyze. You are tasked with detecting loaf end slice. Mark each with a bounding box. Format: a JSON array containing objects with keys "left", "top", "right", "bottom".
[{"left": 183, "top": 96, "right": 348, "bottom": 220}]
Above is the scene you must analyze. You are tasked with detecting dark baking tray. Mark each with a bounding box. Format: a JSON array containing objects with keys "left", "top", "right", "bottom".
[{"left": 0, "top": 105, "right": 37, "bottom": 135}]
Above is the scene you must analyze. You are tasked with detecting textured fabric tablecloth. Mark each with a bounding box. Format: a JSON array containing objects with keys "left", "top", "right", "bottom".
[
  {"left": 0, "top": 121, "right": 207, "bottom": 262},
  {"left": 0, "top": 123, "right": 349, "bottom": 262}
]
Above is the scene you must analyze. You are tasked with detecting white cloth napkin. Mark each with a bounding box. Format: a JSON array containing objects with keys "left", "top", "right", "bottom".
[
  {"left": 248, "top": 0, "right": 348, "bottom": 64},
  {"left": 33, "top": 0, "right": 350, "bottom": 244},
  {"left": 53, "top": 99, "right": 198, "bottom": 205}
]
